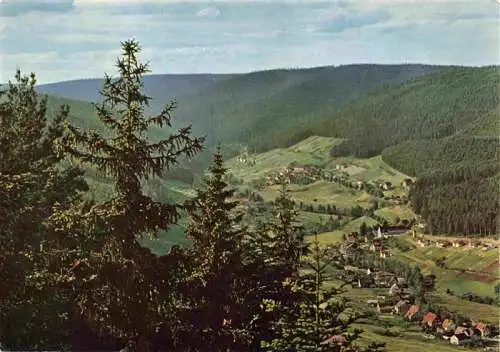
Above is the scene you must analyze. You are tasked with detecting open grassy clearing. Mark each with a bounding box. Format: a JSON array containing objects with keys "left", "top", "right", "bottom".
[
  {"left": 313, "top": 231, "right": 345, "bottom": 244},
  {"left": 353, "top": 322, "right": 464, "bottom": 352},
  {"left": 389, "top": 236, "right": 500, "bottom": 307},
  {"left": 374, "top": 206, "right": 416, "bottom": 223},
  {"left": 430, "top": 293, "right": 499, "bottom": 324},
  {"left": 296, "top": 211, "right": 332, "bottom": 224},
  {"left": 225, "top": 136, "right": 343, "bottom": 182},
  {"left": 287, "top": 135, "right": 345, "bottom": 156},
  {"left": 260, "top": 181, "right": 371, "bottom": 209}
]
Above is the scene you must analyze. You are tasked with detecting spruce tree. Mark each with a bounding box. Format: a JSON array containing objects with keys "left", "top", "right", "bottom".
[
  {"left": 0, "top": 70, "right": 88, "bottom": 349},
  {"left": 176, "top": 148, "right": 248, "bottom": 350},
  {"left": 239, "top": 178, "right": 308, "bottom": 348},
  {"left": 50, "top": 39, "right": 204, "bottom": 350}
]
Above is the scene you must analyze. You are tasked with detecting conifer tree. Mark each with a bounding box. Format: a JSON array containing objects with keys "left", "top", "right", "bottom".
[
  {"left": 0, "top": 70, "right": 88, "bottom": 349},
  {"left": 50, "top": 39, "right": 204, "bottom": 350},
  {"left": 239, "top": 178, "right": 308, "bottom": 348},
  {"left": 175, "top": 148, "right": 249, "bottom": 350},
  {"left": 268, "top": 179, "right": 307, "bottom": 272}
]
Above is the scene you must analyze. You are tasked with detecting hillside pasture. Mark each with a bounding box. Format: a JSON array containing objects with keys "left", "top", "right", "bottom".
[
  {"left": 374, "top": 206, "right": 416, "bottom": 224},
  {"left": 260, "top": 181, "right": 371, "bottom": 209},
  {"left": 225, "top": 136, "right": 344, "bottom": 182}
]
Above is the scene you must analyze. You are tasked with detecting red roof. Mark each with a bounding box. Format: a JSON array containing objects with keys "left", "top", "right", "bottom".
[
  {"left": 321, "top": 335, "right": 347, "bottom": 345},
  {"left": 422, "top": 312, "right": 437, "bottom": 325},
  {"left": 476, "top": 322, "right": 488, "bottom": 332},
  {"left": 404, "top": 305, "right": 419, "bottom": 318}
]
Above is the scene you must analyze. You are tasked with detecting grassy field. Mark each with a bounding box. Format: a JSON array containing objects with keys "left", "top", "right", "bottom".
[
  {"left": 260, "top": 181, "right": 371, "bottom": 209},
  {"left": 313, "top": 231, "right": 345, "bottom": 244},
  {"left": 354, "top": 321, "right": 465, "bottom": 352},
  {"left": 430, "top": 293, "right": 499, "bottom": 324},
  {"left": 375, "top": 206, "right": 416, "bottom": 224},
  {"left": 225, "top": 136, "right": 343, "bottom": 182}
]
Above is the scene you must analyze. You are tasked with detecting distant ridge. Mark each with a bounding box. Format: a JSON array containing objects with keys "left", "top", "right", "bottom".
[{"left": 36, "top": 73, "right": 236, "bottom": 109}]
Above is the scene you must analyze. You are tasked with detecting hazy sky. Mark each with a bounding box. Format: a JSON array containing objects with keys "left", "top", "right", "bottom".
[{"left": 1, "top": 0, "right": 498, "bottom": 83}]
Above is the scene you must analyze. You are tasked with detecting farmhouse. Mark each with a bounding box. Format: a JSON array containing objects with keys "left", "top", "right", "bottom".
[
  {"left": 421, "top": 312, "right": 440, "bottom": 329},
  {"left": 442, "top": 319, "right": 456, "bottom": 332},
  {"left": 401, "top": 178, "right": 413, "bottom": 190},
  {"left": 474, "top": 322, "right": 490, "bottom": 337},
  {"left": 404, "top": 305, "right": 420, "bottom": 321},
  {"left": 374, "top": 271, "right": 394, "bottom": 287},
  {"left": 321, "top": 335, "right": 347, "bottom": 346},
  {"left": 388, "top": 283, "right": 402, "bottom": 296},
  {"left": 450, "top": 334, "right": 470, "bottom": 345}
]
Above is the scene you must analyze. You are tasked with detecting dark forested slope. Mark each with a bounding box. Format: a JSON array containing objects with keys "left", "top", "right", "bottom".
[
  {"left": 172, "top": 64, "right": 444, "bottom": 151},
  {"left": 37, "top": 74, "right": 235, "bottom": 114},
  {"left": 327, "top": 66, "right": 499, "bottom": 158}
]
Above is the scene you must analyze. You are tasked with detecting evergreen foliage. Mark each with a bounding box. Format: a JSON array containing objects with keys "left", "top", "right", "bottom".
[
  {"left": 0, "top": 70, "right": 88, "bottom": 349},
  {"left": 49, "top": 39, "right": 204, "bottom": 349},
  {"left": 175, "top": 148, "right": 249, "bottom": 350}
]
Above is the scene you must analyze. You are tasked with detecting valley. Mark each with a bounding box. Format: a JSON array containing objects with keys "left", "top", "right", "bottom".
[{"left": 3, "top": 59, "right": 499, "bottom": 351}]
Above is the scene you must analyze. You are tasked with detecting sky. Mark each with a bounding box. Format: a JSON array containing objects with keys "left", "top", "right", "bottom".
[{"left": 1, "top": 0, "right": 499, "bottom": 84}]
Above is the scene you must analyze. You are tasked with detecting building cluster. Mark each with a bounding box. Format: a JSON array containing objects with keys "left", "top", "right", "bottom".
[
  {"left": 392, "top": 302, "right": 494, "bottom": 346},
  {"left": 341, "top": 228, "right": 392, "bottom": 259},
  {"left": 414, "top": 236, "right": 498, "bottom": 251}
]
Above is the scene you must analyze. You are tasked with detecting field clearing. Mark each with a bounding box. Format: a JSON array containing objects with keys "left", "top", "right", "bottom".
[
  {"left": 313, "top": 231, "right": 345, "bottom": 244},
  {"left": 350, "top": 156, "right": 411, "bottom": 185},
  {"left": 226, "top": 136, "right": 344, "bottom": 182},
  {"left": 353, "top": 323, "right": 464, "bottom": 352},
  {"left": 419, "top": 234, "right": 500, "bottom": 245},
  {"left": 297, "top": 211, "right": 332, "bottom": 224},
  {"left": 392, "top": 238, "right": 499, "bottom": 299},
  {"left": 430, "top": 293, "right": 499, "bottom": 324},
  {"left": 287, "top": 135, "right": 345, "bottom": 156},
  {"left": 374, "top": 206, "right": 416, "bottom": 223},
  {"left": 401, "top": 240, "right": 500, "bottom": 274},
  {"left": 260, "top": 181, "right": 371, "bottom": 209}
]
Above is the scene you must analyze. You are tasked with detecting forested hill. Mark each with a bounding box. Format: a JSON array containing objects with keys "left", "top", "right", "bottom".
[
  {"left": 35, "top": 64, "right": 445, "bottom": 152},
  {"left": 327, "top": 66, "right": 499, "bottom": 158},
  {"left": 37, "top": 74, "right": 235, "bottom": 114},
  {"left": 172, "top": 64, "right": 444, "bottom": 151}
]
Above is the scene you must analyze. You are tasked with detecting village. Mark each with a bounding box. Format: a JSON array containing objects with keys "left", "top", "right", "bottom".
[
  {"left": 332, "top": 226, "right": 500, "bottom": 350},
  {"left": 231, "top": 148, "right": 500, "bottom": 351}
]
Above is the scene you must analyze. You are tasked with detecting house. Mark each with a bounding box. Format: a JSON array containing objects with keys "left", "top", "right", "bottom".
[
  {"left": 474, "top": 322, "right": 490, "bottom": 337},
  {"left": 375, "top": 271, "right": 393, "bottom": 287},
  {"left": 421, "top": 312, "right": 439, "bottom": 329},
  {"left": 454, "top": 327, "right": 473, "bottom": 338},
  {"left": 404, "top": 305, "right": 420, "bottom": 320},
  {"left": 450, "top": 334, "right": 471, "bottom": 345},
  {"left": 393, "top": 300, "right": 410, "bottom": 315},
  {"left": 442, "top": 319, "right": 456, "bottom": 332},
  {"left": 389, "top": 283, "right": 402, "bottom": 296},
  {"left": 401, "top": 178, "right": 413, "bottom": 190},
  {"left": 321, "top": 335, "right": 347, "bottom": 346}
]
